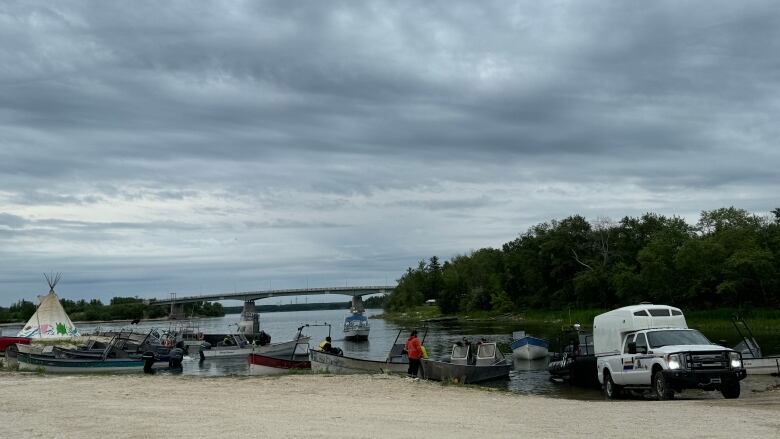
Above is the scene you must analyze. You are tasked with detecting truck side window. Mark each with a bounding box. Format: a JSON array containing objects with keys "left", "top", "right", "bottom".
[
  {"left": 634, "top": 333, "right": 648, "bottom": 354},
  {"left": 623, "top": 334, "right": 635, "bottom": 353}
]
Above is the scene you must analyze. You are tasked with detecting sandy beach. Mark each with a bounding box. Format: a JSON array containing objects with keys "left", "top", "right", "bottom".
[{"left": 1, "top": 373, "right": 779, "bottom": 438}]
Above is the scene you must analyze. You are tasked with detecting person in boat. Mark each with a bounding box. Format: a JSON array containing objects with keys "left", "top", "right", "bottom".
[
  {"left": 319, "top": 336, "right": 342, "bottom": 355},
  {"left": 404, "top": 330, "right": 423, "bottom": 378}
]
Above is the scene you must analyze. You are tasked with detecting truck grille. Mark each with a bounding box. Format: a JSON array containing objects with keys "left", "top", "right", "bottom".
[{"left": 687, "top": 352, "right": 728, "bottom": 369}]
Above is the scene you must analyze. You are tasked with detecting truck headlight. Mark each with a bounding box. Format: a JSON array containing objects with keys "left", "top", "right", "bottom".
[
  {"left": 667, "top": 354, "right": 682, "bottom": 370},
  {"left": 729, "top": 352, "right": 742, "bottom": 368}
]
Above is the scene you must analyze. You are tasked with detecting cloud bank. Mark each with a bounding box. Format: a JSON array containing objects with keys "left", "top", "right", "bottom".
[{"left": 1, "top": 1, "right": 778, "bottom": 304}]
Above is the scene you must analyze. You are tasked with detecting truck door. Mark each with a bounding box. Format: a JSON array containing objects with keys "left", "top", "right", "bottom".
[
  {"left": 623, "top": 333, "right": 651, "bottom": 385},
  {"left": 613, "top": 334, "right": 635, "bottom": 385}
]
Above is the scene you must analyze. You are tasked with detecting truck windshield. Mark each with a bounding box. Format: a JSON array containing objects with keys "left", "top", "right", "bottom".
[{"left": 646, "top": 330, "right": 711, "bottom": 348}]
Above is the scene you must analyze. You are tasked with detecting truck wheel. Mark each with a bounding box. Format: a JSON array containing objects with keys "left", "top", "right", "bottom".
[
  {"left": 603, "top": 370, "right": 622, "bottom": 399},
  {"left": 720, "top": 382, "right": 740, "bottom": 399},
  {"left": 653, "top": 371, "right": 674, "bottom": 400}
]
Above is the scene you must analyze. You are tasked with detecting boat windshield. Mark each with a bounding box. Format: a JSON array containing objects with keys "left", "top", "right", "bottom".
[{"left": 646, "top": 330, "right": 711, "bottom": 348}]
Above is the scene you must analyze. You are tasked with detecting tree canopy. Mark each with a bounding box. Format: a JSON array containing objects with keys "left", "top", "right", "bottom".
[{"left": 386, "top": 207, "right": 780, "bottom": 313}]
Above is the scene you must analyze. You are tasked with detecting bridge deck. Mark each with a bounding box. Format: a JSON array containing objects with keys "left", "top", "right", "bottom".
[{"left": 151, "top": 285, "right": 394, "bottom": 305}]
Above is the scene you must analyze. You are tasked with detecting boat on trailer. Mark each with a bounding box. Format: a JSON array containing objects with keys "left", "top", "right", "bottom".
[
  {"left": 732, "top": 315, "right": 780, "bottom": 376},
  {"left": 546, "top": 325, "right": 599, "bottom": 387},
  {"left": 422, "top": 341, "right": 511, "bottom": 384},
  {"left": 310, "top": 328, "right": 425, "bottom": 374},
  {"left": 510, "top": 331, "right": 549, "bottom": 360}
]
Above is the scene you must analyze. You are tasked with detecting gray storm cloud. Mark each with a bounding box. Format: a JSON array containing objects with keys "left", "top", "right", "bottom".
[{"left": 1, "top": 1, "right": 778, "bottom": 303}]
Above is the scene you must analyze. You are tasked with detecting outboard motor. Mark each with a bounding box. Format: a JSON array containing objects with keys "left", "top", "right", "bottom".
[
  {"left": 142, "top": 351, "right": 156, "bottom": 374},
  {"left": 168, "top": 348, "right": 184, "bottom": 369}
]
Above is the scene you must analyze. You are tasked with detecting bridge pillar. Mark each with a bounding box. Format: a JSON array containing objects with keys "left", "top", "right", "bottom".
[
  {"left": 237, "top": 300, "right": 260, "bottom": 334},
  {"left": 350, "top": 296, "right": 365, "bottom": 314},
  {"left": 169, "top": 303, "right": 185, "bottom": 320}
]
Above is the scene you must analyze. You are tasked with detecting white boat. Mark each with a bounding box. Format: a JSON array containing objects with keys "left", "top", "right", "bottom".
[
  {"left": 200, "top": 333, "right": 310, "bottom": 359},
  {"left": 510, "top": 331, "right": 548, "bottom": 360},
  {"left": 310, "top": 349, "right": 409, "bottom": 374},
  {"left": 343, "top": 313, "right": 370, "bottom": 341},
  {"left": 732, "top": 316, "right": 780, "bottom": 375},
  {"left": 742, "top": 356, "right": 780, "bottom": 375},
  {"left": 310, "top": 328, "right": 423, "bottom": 374}
]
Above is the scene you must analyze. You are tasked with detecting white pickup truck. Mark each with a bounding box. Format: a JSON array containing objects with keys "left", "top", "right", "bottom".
[{"left": 594, "top": 304, "right": 746, "bottom": 400}]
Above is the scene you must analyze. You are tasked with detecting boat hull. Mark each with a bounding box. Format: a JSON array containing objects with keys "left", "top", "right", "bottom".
[
  {"left": 743, "top": 356, "right": 780, "bottom": 375},
  {"left": 511, "top": 336, "right": 548, "bottom": 360},
  {"left": 547, "top": 355, "right": 600, "bottom": 387},
  {"left": 202, "top": 337, "right": 310, "bottom": 359},
  {"left": 16, "top": 352, "right": 145, "bottom": 373},
  {"left": 421, "top": 359, "right": 511, "bottom": 384},
  {"left": 309, "top": 349, "right": 407, "bottom": 374},
  {"left": 248, "top": 353, "right": 310, "bottom": 375},
  {"left": 343, "top": 328, "right": 370, "bottom": 341}
]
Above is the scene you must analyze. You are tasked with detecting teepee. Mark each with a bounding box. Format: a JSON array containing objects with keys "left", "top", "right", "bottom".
[{"left": 17, "top": 273, "right": 80, "bottom": 338}]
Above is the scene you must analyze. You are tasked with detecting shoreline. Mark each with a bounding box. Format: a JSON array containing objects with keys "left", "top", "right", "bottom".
[{"left": 1, "top": 373, "right": 778, "bottom": 438}]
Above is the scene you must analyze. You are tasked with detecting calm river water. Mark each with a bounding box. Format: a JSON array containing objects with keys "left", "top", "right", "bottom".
[{"left": 5, "top": 308, "right": 777, "bottom": 400}]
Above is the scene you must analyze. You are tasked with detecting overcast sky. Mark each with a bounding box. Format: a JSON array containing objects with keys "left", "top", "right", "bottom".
[{"left": 1, "top": 1, "right": 778, "bottom": 306}]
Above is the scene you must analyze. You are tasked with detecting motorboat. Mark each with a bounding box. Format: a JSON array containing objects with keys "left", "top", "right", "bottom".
[
  {"left": 421, "top": 341, "right": 511, "bottom": 384},
  {"left": 248, "top": 324, "right": 330, "bottom": 375},
  {"left": 14, "top": 333, "right": 166, "bottom": 373},
  {"left": 510, "top": 331, "right": 548, "bottom": 360},
  {"left": 732, "top": 315, "right": 780, "bottom": 375},
  {"left": 546, "top": 324, "right": 599, "bottom": 387},
  {"left": 200, "top": 332, "right": 310, "bottom": 359},
  {"left": 343, "top": 313, "right": 370, "bottom": 341},
  {"left": 310, "top": 328, "right": 424, "bottom": 374}
]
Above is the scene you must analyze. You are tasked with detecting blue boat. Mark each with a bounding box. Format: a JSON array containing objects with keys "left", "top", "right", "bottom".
[{"left": 511, "top": 331, "right": 549, "bottom": 360}]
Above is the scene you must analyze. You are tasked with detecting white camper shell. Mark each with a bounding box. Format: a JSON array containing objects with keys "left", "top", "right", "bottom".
[{"left": 593, "top": 305, "right": 686, "bottom": 356}]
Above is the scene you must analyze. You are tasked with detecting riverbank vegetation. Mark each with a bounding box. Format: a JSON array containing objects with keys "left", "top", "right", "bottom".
[{"left": 385, "top": 207, "right": 780, "bottom": 316}]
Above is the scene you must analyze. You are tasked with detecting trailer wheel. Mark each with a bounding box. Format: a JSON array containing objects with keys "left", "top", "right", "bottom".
[
  {"left": 653, "top": 371, "right": 674, "bottom": 400},
  {"left": 603, "top": 370, "right": 622, "bottom": 400},
  {"left": 720, "top": 382, "right": 740, "bottom": 399}
]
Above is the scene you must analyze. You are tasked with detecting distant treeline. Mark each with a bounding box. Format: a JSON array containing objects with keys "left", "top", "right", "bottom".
[
  {"left": 1, "top": 293, "right": 388, "bottom": 324},
  {"left": 0, "top": 297, "right": 224, "bottom": 323},
  {"left": 386, "top": 207, "right": 780, "bottom": 314}
]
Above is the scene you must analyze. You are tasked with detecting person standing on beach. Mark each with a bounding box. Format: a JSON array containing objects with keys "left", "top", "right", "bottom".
[{"left": 405, "top": 330, "right": 423, "bottom": 378}]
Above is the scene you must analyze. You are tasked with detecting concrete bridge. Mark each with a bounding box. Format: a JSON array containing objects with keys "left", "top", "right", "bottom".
[{"left": 149, "top": 285, "right": 395, "bottom": 334}]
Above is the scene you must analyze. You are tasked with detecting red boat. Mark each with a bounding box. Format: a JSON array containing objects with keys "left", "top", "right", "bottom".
[
  {"left": 0, "top": 336, "right": 31, "bottom": 354},
  {"left": 248, "top": 352, "right": 310, "bottom": 375}
]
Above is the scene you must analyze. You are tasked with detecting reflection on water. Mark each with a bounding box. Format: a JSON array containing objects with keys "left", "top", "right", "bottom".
[{"left": 5, "top": 308, "right": 774, "bottom": 400}]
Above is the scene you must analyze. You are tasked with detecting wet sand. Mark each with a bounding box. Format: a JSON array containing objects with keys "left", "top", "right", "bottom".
[{"left": 1, "top": 373, "right": 778, "bottom": 438}]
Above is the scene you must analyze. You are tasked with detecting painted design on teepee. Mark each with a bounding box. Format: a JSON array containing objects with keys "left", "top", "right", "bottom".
[{"left": 17, "top": 273, "right": 80, "bottom": 338}]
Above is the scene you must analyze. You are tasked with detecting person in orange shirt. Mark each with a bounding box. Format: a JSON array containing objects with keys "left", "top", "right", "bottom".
[{"left": 405, "top": 330, "right": 423, "bottom": 378}]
